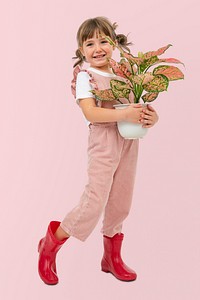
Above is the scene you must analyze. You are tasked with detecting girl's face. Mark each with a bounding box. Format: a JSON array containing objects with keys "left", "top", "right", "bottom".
[{"left": 80, "top": 31, "right": 115, "bottom": 72}]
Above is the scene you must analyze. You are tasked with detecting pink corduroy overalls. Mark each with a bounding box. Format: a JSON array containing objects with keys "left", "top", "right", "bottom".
[{"left": 60, "top": 69, "right": 139, "bottom": 241}]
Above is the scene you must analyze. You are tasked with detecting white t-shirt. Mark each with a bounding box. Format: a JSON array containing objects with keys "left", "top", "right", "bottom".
[
  {"left": 76, "top": 67, "right": 116, "bottom": 126},
  {"left": 75, "top": 71, "right": 95, "bottom": 105}
]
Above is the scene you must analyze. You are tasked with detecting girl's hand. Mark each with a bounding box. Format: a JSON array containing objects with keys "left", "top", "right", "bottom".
[
  {"left": 124, "top": 103, "right": 144, "bottom": 123},
  {"left": 139, "top": 104, "right": 159, "bottom": 128}
]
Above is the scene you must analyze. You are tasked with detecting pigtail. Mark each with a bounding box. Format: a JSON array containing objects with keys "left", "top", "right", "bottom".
[
  {"left": 112, "top": 21, "right": 132, "bottom": 52},
  {"left": 116, "top": 33, "right": 132, "bottom": 53},
  {"left": 73, "top": 49, "right": 85, "bottom": 68}
]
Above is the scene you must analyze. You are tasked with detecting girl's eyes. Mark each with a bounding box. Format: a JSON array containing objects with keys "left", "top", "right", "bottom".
[{"left": 86, "top": 40, "right": 108, "bottom": 47}]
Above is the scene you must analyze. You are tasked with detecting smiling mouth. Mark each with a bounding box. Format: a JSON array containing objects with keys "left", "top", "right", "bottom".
[{"left": 93, "top": 54, "right": 106, "bottom": 58}]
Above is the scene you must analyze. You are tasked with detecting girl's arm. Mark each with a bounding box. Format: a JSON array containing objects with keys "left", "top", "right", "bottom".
[{"left": 79, "top": 98, "right": 143, "bottom": 123}]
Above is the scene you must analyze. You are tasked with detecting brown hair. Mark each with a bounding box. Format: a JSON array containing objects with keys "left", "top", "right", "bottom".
[{"left": 73, "top": 16, "right": 132, "bottom": 67}]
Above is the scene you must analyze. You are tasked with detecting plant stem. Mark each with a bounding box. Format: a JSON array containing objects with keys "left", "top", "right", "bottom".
[{"left": 138, "top": 86, "right": 144, "bottom": 101}]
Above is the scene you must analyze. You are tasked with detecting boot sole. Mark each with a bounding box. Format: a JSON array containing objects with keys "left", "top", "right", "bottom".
[
  {"left": 101, "top": 268, "right": 137, "bottom": 282},
  {"left": 39, "top": 274, "right": 59, "bottom": 285}
]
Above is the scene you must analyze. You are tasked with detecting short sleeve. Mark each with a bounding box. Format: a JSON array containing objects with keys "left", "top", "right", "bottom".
[{"left": 76, "top": 72, "right": 95, "bottom": 104}]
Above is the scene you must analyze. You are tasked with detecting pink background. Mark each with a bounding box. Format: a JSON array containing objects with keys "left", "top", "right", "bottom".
[{"left": 1, "top": 0, "right": 200, "bottom": 299}]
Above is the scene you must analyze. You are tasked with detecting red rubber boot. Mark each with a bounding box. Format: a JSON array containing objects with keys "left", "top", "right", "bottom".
[
  {"left": 101, "top": 233, "right": 137, "bottom": 281},
  {"left": 38, "top": 221, "right": 68, "bottom": 285}
]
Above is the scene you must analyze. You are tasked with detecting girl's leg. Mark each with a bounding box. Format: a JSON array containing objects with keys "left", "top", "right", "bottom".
[
  {"left": 100, "top": 138, "right": 139, "bottom": 281},
  {"left": 54, "top": 226, "right": 70, "bottom": 240},
  {"left": 60, "top": 123, "right": 121, "bottom": 242},
  {"left": 101, "top": 138, "right": 139, "bottom": 237}
]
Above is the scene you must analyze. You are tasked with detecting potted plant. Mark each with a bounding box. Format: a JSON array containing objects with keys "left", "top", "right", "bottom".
[{"left": 91, "top": 36, "right": 184, "bottom": 139}]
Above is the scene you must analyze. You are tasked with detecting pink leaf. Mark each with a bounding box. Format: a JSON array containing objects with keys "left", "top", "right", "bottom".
[
  {"left": 153, "top": 65, "right": 184, "bottom": 81},
  {"left": 108, "top": 58, "right": 127, "bottom": 78},
  {"left": 119, "top": 62, "right": 133, "bottom": 79},
  {"left": 90, "top": 89, "right": 116, "bottom": 101},
  {"left": 158, "top": 58, "right": 184, "bottom": 65},
  {"left": 143, "top": 75, "right": 169, "bottom": 92},
  {"left": 133, "top": 73, "right": 154, "bottom": 85},
  {"left": 122, "top": 52, "right": 143, "bottom": 66},
  {"left": 120, "top": 59, "right": 132, "bottom": 72},
  {"left": 144, "top": 44, "right": 172, "bottom": 59},
  {"left": 110, "top": 79, "right": 131, "bottom": 100}
]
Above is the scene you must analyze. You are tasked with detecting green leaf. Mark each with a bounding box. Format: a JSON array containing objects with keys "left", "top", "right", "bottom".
[
  {"left": 110, "top": 79, "right": 131, "bottom": 99},
  {"left": 153, "top": 65, "right": 184, "bottom": 81},
  {"left": 142, "top": 92, "right": 159, "bottom": 102},
  {"left": 90, "top": 89, "right": 116, "bottom": 101},
  {"left": 143, "top": 75, "right": 169, "bottom": 92}
]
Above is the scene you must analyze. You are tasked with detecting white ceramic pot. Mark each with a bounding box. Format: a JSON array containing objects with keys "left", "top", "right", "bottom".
[{"left": 113, "top": 103, "right": 148, "bottom": 139}]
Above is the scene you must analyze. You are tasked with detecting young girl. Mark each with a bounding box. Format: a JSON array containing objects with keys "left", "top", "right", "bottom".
[{"left": 38, "top": 16, "right": 158, "bottom": 285}]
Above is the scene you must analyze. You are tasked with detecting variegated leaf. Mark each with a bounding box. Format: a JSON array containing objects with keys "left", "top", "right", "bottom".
[
  {"left": 158, "top": 58, "right": 184, "bottom": 65},
  {"left": 120, "top": 59, "right": 132, "bottom": 72},
  {"left": 120, "top": 58, "right": 137, "bottom": 73},
  {"left": 144, "top": 44, "right": 172, "bottom": 59},
  {"left": 122, "top": 52, "right": 144, "bottom": 66},
  {"left": 144, "top": 57, "right": 185, "bottom": 70},
  {"left": 142, "top": 92, "right": 159, "bottom": 102},
  {"left": 140, "top": 56, "right": 159, "bottom": 72},
  {"left": 153, "top": 65, "right": 184, "bottom": 81},
  {"left": 132, "top": 73, "right": 154, "bottom": 85},
  {"left": 119, "top": 62, "right": 133, "bottom": 80},
  {"left": 108, "top": 58, "right": 127, "bottom": 78},
  {"left": 110, "top": 79, "right": 131, "bottom": 99},
  {"left": 90, "top": 89, "right": 116, "bottom": 101},
  {"left": 143, "top": 74, "right": 169, "bottom": 92}
]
